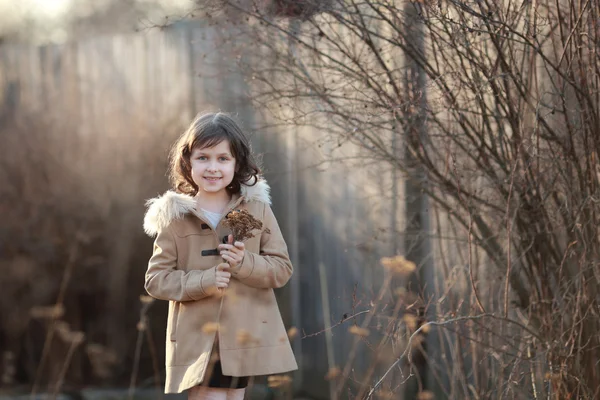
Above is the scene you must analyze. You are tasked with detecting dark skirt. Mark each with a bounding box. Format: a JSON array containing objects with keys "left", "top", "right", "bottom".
[{"left": 207, "top": 360, "right": 249, "bottom": 389}]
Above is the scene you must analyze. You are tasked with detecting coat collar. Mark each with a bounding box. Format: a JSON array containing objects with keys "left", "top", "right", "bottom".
[{"left": 143, "top": 178, "right": 271, "bottom": 237}]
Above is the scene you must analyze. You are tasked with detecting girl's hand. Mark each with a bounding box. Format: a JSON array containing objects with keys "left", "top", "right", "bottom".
[
  {"left": 215, "top": 263, "right": 231, "bottom": 289},
  {"left": 218, "top": 234, "right": 245, "bottom": 269}
]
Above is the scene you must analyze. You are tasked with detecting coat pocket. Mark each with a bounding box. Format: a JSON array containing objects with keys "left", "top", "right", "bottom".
[{"left": 169, "top": 301, "right": 180, "bottom": 342}]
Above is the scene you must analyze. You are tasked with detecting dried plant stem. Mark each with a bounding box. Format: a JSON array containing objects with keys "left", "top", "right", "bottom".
[
  {"left": 128, "top": 319, "right": 145, "bottom": 400},
  {"left": 354, "top": 289, "right": 406, "bottom": 400},
  {"left": 318, "top": 262, "right": 336, "bottom": 400},
  {"left": 334, "top": 274, "right": 392, "bottom": 399},
  {"left": 51, "top": 340, "right": 81, "bottom": 400},
  {"left": 504, "top": 148, "right": 520, "bottom": 318},
  {"left": 145, "top": 322, "right": 163, "bottom": 400},
  {"left": 31, "top": 244, "right": 79, "bottom": 399},
  {"left": 302, "top": 309, "right": 370, "bottom": 338},
  {"left": 450, "top": 153, "right": 486, "bottom": 314},
  {"left": 367, "top": 313, "right": 544, "bottom": 399},
  {"left": 528, "top": 345, "right": 538, "bottom": 399}
]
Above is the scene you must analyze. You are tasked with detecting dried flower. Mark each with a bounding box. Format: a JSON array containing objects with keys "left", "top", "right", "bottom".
[
  {"left": 54, "top": 321, "right": 86, "bottom": 345},
  {"left": 349, "top": 325, "right": 370, "bottom": 337},
  {"left": 403, "top": 314, "right": 418, "bottom": 331},
  {"left": 417, "top": 390, "right": 435, "bottom": 400},
  {"left": 411, "top": 334, "right": 425, "bottom": 348},
  {"left": 380, "top": 255, "right": 416, "bottom": 276},
  {"left": 70, "top": 331, "right": 86, "bottom": 346},
  {"left": 202, "top": 322, "right": 221, "bottom": 334},
  {"left": 375, "top": 390, "right": 395, "bottom": 399},
  {"left": 223, "top": 209, "right": 270, "bottom": 242},
  {"left": 223, "top": 289, "right": 239, "bottom": 303},
  {"left": 54, "top": 321, "right": 72, "bottom": 341},
  {"left": 237, "top": 329, "right": 259, "bottom": 345},
  {"left": 86, "top": 343, "right": 118, "bottom": 379},
  {"left": 267, "top": 374, "right": 292, "bottom": 388},
  {"left": 324, "top": 366, "right": 341, "bottom": 380},
  {"left": 30, "top": 304, "right": 65, "bottom": 319},
  {"left": 287, "top": 327, "right": 298, "bottom": 339},
  {"left": 1, "top": 351, "right": 16, "bottom": 385},
  {"left": 139, "top": 295, "right": 154, "bottom": 304}
]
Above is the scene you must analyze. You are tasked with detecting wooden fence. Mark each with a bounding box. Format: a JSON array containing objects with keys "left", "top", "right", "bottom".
[{"left": 0, "top": 22, "right": 428, "bottom": 399}]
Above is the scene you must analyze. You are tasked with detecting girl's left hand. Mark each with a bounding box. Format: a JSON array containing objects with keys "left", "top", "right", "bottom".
[{"left": 218, "top": 234, "right": 245, "bottom": 269}]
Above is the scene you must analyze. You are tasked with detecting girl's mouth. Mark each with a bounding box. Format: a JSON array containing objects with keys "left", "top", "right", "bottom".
[{"left": 204, "top": 177, "right": 221, "bottom": 182}]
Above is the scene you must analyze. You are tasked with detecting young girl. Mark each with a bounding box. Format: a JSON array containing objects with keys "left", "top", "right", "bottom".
[{"left": 143, "top": 112, "right": 297, "bottom": 400}]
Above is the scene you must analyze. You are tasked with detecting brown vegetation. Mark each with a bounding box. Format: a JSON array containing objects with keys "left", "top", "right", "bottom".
[
  {"left": 0, "top": 102, "right": 180, "bottom": 391},
  {"left": 204, "top": 0, "right": 600, "bottom": 398}
]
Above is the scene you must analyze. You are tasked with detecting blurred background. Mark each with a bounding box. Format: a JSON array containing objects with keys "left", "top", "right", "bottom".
[
  {"left": 0, "top": 1, "right": 396, "bottom": 399},
  {"left": 2, "top": 0, "right": 600, "bottom": 399}
]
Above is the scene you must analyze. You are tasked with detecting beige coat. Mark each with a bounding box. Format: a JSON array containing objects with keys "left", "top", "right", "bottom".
[{"left": 143, "top": 180, "right": 297, "bottom": 393}]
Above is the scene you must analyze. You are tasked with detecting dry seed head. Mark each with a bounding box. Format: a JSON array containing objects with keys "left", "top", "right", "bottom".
[
  {"left": 86, "top": 344, "right": 117, "bottom": 361},
  {"left": 139, "top": 295, "right": 154, "bottom": 304},
  {"left": 70, "top": 331, "right": 86, "bottom": 345},
  {"left": 411, "top": 334, "right": 425, "bottom": 348},
  {"left": 544, "top": 372, "right": 551, "bottom": 380},
  {"left": 349, "top": 325, "right": 370, "bottom": 337},
  {"left": 30, "top": 304, "right": 65, "bottom": 319},
  {"left": 324, "top": 366, "right": 341, "bottom": 380},
  {"left": 223, "top": 209, "right": 267, "bottom": 241},
  {"left": 544, "top": 372, "right": 562, "bottom": 380},
  {"left": 417, "top": 391, "right": 435, "bottom": 400},
  {"left": 204, "top": 286, "right": 221, "bottom": 297},
  {"left": 267, "top": 375, "right": 292, "bottom": 388},
  {"left": 380, "top": 255, "right": 416, "bottom": 276},
  {"left": 224, "top": 290, "right": 239, "bottom": 303},
  {"left": 287, "top": 327, "right": 298, "bottom": 339},
  {"left": 403, "top": 314, "right": 418, "bottom": 331},
  {"left": 237, "top": 329, "right": 258, "bottom": 345},
  {"left": 1, "top": 351, "right": 16, "bottom": 385},
  {"left": 86, "top": 343, "right": 118, "bottom": 367},
  {"left": 375, "top": 390, "right": 394, "bottom": 399},
  {"left": 202, "top": 322, "right": 221, "bottom": 334},
  {"left": 54, "top": 321, "right": 72, "bottom": 341}
]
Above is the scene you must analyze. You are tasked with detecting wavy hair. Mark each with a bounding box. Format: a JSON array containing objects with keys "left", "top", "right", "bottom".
[{"left": 168, "top": 112, "right": 261, "bottom": 196}]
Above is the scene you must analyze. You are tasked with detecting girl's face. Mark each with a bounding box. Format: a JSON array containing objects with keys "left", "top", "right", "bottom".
[{"left": 190, "top": 139, "right": 236, "bottom": 197}]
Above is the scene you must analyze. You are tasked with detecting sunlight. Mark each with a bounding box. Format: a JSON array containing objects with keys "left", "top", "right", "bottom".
[{"left": 27, "top": 0, "right": 72, "bottom": 18}]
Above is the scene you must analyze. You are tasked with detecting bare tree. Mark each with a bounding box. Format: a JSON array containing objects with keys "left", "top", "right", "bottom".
[{"left": 196, "top": 0, "right": 600, "bottom": 398}]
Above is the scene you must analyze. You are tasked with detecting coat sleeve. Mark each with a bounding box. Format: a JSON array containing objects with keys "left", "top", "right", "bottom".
[
  {"left": 145, "top": 225, "right": 219, "bottom": 301},
  {"left": 230, "top": 203, "right": 293, "bottom": 289}
]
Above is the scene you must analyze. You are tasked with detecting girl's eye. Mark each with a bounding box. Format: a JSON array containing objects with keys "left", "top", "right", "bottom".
[
  {"left": 196, "top": 156, "right": 207, "bottom": 160},
  {"left": 219, "top": 157, "right": 230, "bottom": 161}
]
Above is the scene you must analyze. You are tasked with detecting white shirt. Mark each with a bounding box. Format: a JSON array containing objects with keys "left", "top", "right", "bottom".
[{"left": 201, "top": 209, "right": 222, "bottom": 229}]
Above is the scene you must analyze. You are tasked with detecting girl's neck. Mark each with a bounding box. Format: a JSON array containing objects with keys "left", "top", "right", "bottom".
[{"left": 195, "top": 190, "right": 232, "bottom": 214}]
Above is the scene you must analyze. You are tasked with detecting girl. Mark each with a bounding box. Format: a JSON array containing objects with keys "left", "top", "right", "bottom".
[{"left": 143, "top": 112, "right": 297, "bottom": 400}]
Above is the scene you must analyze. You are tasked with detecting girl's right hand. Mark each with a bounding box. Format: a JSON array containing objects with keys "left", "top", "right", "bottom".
[{"left": 215, "top": 263, "right": 231, "bottom": 289}]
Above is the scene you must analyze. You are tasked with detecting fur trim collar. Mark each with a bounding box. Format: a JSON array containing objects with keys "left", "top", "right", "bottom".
[{"left": 143, "top": 179, "right": 271, "bottom": 236}]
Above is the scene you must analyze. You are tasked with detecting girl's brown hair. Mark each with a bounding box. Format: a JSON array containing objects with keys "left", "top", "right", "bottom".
[{"left": 168, "top": 112, "right": 261, "bottom": 196}]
